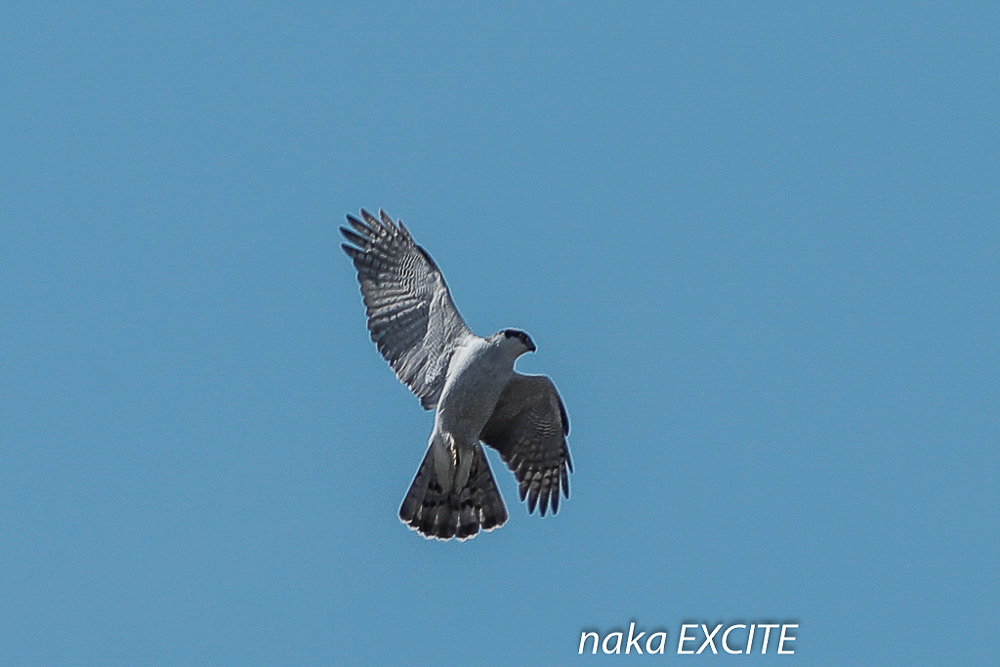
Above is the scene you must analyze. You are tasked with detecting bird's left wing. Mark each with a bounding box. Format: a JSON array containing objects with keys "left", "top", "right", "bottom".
[
  {"left": 341, "top": 209, "right": 473, "bottom": 410},
  {"left": 479, "top": 373, "right": 573, "bottom": 516}
]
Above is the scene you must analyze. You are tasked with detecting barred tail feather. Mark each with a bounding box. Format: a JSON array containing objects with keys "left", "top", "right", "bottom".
[{"left": 399, "top": 444, "right": 508, "bottom": 541}]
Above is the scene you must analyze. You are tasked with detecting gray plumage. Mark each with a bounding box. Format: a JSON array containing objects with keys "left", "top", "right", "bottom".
[
  {"left": 340, "top": 210, "right": 470, "bottom": 410},
  {"left": 341, "top": 209, "right": 573, "bottom": 540}
]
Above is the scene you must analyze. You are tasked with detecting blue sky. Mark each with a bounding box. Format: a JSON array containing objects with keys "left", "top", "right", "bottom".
[{"left": 2, "top": 2, "right": 997, "bottom": 665}]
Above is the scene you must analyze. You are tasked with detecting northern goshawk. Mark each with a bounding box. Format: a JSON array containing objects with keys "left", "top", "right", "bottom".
[{"left": 341, "top": 209, "right": 573, "bottom": 540}]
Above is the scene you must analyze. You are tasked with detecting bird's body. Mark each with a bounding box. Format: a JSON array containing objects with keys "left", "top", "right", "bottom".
[
  {"left": 341, "top": 209, "right": 572, "bottom": 541},
  {"left": 436, "top": 333, "right": 520, "bottom": 446}
]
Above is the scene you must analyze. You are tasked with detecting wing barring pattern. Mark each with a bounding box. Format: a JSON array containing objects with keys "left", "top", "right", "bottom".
[
  {"left": 341, "top": 209, "right": 472, "bottom": 410},
  {"left": 479, "top": 373, "right": 573, "bottom": 517}
]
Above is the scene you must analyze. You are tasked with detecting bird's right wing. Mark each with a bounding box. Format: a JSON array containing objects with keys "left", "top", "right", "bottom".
[
  {"left": 341, "top": 209, "right": 473, "bottom": 410},
  {"left": 479, "top": 373, "right": 573, "bottom": 516}
]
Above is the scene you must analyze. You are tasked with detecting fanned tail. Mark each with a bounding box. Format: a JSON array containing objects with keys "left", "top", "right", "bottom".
[{"left": 399, "top": 444, "right": 508, "bottom": 541}]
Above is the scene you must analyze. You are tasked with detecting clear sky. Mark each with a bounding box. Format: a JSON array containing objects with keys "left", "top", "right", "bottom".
[{"left": 2, "top": 2, "right": 997, "bottom": 665}]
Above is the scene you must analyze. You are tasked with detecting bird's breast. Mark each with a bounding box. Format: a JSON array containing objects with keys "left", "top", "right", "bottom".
[{"left": 436, "top": 341, "right": 514, "bottom": 443}]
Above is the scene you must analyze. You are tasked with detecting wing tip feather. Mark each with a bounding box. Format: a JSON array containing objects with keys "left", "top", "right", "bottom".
[{"left": 340, "top": 227, "right": 368, "bottom": 248}]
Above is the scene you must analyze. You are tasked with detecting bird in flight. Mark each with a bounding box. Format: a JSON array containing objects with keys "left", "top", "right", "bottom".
[{"left": 341, "top": 209, "right": 573, "bottom": 541}]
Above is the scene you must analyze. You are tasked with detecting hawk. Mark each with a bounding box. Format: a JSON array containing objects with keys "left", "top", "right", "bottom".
[{"left": 341, "top": 209, "right": 573, "bottom": 540}]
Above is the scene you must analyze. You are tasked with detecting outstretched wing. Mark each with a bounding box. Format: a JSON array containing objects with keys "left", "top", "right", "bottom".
[
  {"left": 479, "top": 373, "right": 573, "bottom": 516},
  {"left": 341, "top": 209, "right": 473, "bottom": 410}
]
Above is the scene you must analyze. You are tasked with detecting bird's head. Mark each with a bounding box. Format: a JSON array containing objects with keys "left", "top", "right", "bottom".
[{"left": 500, "top": 328, "right": 536, "bottom": 354}]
